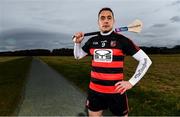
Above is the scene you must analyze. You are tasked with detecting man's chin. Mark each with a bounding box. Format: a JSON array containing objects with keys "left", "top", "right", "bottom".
[
  {"left": 102, "top": 30, "right": 112, "bottom": 33},
  {"left": 102, "top": 31, "right": 110, "bottom": 33},
  {"left": 101, "top": 30, "right": 111, "bottom": 33},
  {"left": 101, "top": 28, "right": 113, "bottom": 33}
]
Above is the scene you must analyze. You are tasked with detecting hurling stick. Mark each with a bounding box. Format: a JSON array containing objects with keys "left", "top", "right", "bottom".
[
  {"left": 127, "top": 19, "right": 143, "bottom": 33},
  {"left": 73, "top": 19, "right": 143, "bottom": 42}
]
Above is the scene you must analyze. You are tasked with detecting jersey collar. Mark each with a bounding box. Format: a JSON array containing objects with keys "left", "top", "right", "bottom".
[{"left": 100, "top": 29, "right": 114, "bottom": 36}]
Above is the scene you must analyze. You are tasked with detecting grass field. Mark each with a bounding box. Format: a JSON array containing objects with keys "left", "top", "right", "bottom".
[
  {"left": 0, "top": 57, "right": 23, "bottom": 63},
  {"left": 40, "top": 55, "right": 180, "bottom": 116},
  {"left": 0, "top": 57, "right": 32, "bottom": 115}
]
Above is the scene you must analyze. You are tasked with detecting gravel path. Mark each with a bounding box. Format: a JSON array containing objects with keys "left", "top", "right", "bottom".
[{"left": 18, "top": 57, "right": 87, "bottom": 116}]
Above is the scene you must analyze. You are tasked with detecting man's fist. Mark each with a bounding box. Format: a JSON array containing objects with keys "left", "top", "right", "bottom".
[{"left": 73, "top": 32, "right": 84, "bottom": 43}]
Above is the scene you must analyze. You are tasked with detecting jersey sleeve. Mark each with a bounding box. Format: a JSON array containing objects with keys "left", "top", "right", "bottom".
[
  {"left": 122, "top": 37, "right": 140, "bottom": 56},
  {"left": 82, "top": 38, "right": 91, "bottom": 54}
]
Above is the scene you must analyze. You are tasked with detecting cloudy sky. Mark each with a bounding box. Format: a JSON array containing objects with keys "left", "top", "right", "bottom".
[{"left": 0, "top": 0, "right": 180, "bottom": 51}]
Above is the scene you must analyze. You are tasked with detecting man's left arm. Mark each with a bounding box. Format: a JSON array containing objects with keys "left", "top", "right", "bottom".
[
  {"left": 115, "top": 49, "right": 152, "bottom": 94},
  {"left": 129, "top": 49, "right": 152, "bottom": 85}
]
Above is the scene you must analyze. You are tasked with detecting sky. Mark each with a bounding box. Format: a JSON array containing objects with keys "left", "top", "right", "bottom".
[{"left": 0, "top": 0, "right": 180, "bottom": 52}]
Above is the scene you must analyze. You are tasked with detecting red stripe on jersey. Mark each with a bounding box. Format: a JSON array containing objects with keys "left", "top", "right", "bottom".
[
  {"left": 92, "top": 60, "right": 124, "bottom": 68},
  {"left": 90, "top": 48, "right": 124, "bottom": 56},
  {"left": 91, "top": 71, "right": 123, "bottom": 80},
  {"left": 89, "top": 82, "right": 120, "bottom": 93}
]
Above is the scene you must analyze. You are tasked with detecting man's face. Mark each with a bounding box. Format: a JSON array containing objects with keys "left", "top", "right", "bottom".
[{"left": 98, "top": 10, "right": 115, "bottom": 33}]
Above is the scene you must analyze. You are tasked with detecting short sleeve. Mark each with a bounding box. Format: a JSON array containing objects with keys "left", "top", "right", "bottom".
[
  {"left": 82, "top": 38, "right": 91, "bottom": 54},
  {"left": 122, "top": 38, "right": 140, "bottom": 56}
]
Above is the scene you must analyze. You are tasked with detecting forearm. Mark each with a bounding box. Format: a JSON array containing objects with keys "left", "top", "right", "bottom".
[
  {"left": 128, "top": 49, "right": 152, "bottom": 86},
  {"left": 74, "top": 43, "right": 87, "bottom": 59}
]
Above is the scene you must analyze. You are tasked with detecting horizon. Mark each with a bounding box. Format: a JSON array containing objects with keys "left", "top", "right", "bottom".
[{"left": 0, "top": 45, "right": 180, "bottom": 53}]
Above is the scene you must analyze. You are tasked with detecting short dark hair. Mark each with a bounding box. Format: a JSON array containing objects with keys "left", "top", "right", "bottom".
[{"left": 98, "top": 7, "right": 114, "bottom": 17}]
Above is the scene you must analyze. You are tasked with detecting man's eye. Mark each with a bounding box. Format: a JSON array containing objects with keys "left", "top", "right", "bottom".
[
  {"left": 107, "top": 16, "right": 112, "bottom": 20},
  {"left": 101, "top": 16, "right": 105, "bottom": 20}
]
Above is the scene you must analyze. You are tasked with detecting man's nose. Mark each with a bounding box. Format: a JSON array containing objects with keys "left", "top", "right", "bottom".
[{"left": 104, "top": 18, "right": 109, "bottom": 23}]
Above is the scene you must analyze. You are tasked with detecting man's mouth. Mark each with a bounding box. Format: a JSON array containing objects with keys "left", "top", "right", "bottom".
[{"left": 103, "top": 25, "right": 109, "bottom": 28}]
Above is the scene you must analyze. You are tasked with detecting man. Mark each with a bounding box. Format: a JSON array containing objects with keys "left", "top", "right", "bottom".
[{"left": 73, "top": 7, "right": 152, "bottom": 116}]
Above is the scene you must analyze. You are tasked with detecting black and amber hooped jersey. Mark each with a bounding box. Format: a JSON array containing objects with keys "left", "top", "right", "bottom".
[{"left": 82, "top": 31, "right": 140, "bottom": 94}]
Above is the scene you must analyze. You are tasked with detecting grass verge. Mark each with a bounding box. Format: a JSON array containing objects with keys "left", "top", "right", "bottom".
[{"left": 0, "top": 57, "right": 32, "bottom": 115}]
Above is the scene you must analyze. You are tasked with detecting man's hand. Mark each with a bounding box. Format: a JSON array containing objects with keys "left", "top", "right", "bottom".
[
  {"left": 115, "top": 81, "right": 133, "bottom": 94},
  {"left": 73, "top": 32, "right": 84, "bottom": 43}
]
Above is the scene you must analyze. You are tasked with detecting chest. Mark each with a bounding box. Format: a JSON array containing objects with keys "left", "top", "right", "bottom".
[
  {"left": 90, "top": 38, "right": 122, "bottom": 49},
  {"left": 89, "top": 38, "right": 124, "bottom": 63}
]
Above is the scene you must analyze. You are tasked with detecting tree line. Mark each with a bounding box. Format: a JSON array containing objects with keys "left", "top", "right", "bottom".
[{"left": 0, "top": 45, "right": 180, "bottom": 56}]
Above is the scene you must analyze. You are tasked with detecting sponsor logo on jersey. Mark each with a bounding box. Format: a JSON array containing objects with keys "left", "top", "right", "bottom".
[
  {"left": 93, "top": 41, "right": 99, "bottom": 45},
  {"left": 110, "top": 41, "right": 117, "bottom": 47},
  {"left": 94, "top": 49, "right": 113, "bottom": 62}
]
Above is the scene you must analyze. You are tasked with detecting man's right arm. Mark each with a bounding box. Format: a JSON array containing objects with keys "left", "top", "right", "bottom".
[
  {"left": 73, "top": 32, "right": 88, "bottom": 59},
  {"left": 74, "top": 43, "right": 88, "bottom": 59}
]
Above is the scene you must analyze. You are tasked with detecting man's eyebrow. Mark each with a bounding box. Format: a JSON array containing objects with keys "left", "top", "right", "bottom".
[
  {"left": 100, "top": 15, "right": 111, "bottom": 17},
  {"left": 101, "top": 15, "right": 105, "bottom": 17}
]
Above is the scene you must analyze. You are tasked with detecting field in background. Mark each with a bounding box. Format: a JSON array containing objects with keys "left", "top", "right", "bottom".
[
  {"left": 40, "top": 55, "right": 180, "bottom": 116},
  {"left": 0, "top": 57, "right": 32, "bottom": 115},
  {"left": 0, "top": 57, "right": 23, "bottom": 63}
]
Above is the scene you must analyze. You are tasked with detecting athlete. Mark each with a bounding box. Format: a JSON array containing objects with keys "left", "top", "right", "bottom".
[{"left": 73, "top": 7, "right": 152, "bottom": 116}]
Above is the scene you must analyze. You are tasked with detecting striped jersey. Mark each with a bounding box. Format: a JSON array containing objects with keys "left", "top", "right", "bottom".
[{"left": 82, "top": 31, "right": 140, "bottom": 94}]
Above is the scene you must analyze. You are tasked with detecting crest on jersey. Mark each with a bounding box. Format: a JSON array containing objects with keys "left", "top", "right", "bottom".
[
  {"left": 101, "top": 40, "right": 107, "bottom": 47},
  {"left": 94, "top": 49, "right": 113, "bottom": 62},
  {"left": 110, "top": 41, "right": 117, "bottom": 47}
]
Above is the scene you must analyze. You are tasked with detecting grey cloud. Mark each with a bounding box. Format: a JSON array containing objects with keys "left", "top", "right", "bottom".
[
  {"left": 47, "top": 19, "right": 72, "bottom": 25},
  {"left": 0, "top": 46, "right": 10, "bottom": 52},
  {"left": 48, "top": 19, "right": 63, "bottom": 24},
  {"left": 146, "top": 23, "right": 178, "bottom": 38},
  {"left": 138, "top": 36, "right": 180, "bottom": 48},
  {"left": 152, "top": 8, "right": 161, "bottom": 13},
  {"left": 151, "top": 24, "right": 167, "bottom": 28},
  {"left": 141, "top": 33, "right": 157, "bottom": 38},
  {"left": 171, "top": 0, "right": 180, "bottom": 6},
  {"left": 140, "top": 24, "right": 168, "bottom": 38},
  {"left": 0, "top": 28, "right": 72, "bottom": 51},
  {"left": 170, "top": 16, "right": 180, "bottom": 23}
]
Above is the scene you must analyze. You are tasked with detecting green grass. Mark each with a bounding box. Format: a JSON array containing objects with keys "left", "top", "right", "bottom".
[
  {"left": 0, "top": 57, "right": 32, "bottom": 116},
  {"left": 39, "top": 55, "right": 180, "bottom": 116},
  {"left": 0, "top": 57, "right": 23, "bottom": 63}
]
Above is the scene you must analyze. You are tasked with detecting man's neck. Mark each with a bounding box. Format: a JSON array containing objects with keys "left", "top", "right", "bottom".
[{"left": 100, "top": 29, "right": 113, "bottom": 36}]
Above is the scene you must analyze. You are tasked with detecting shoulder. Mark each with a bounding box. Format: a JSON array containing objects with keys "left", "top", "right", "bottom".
[
  {"left": 114, "top": 33, "right": 140, "bottom": 51},
  {"left": 86, "top": 35, "right": 99, "bottom": 43},
  {"left": 112, "top": 32, "right": 132, "bottom": 42}
]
